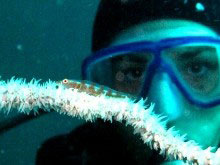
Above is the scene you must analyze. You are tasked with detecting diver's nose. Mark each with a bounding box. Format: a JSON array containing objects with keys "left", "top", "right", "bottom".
[{"left": 146, "top": 72, "right": 183, "bottom": 120}]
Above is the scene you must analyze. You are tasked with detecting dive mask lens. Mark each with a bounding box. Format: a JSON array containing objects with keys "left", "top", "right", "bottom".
[
  {"left": 163, "top": 44, "right": 220, "bottom": 102},
  {"left": 87, "top": 50, "right": 154, "bottom": 96}
]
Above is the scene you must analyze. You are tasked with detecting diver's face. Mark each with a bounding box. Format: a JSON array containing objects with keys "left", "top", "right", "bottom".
[{"left": 110, "top": 19, "right": 220, "bottom": 148}]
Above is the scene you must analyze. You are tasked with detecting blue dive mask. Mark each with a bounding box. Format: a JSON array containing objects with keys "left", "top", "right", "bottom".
[{"left": 82, "top": 36, "right": 220, "bottom": 108}]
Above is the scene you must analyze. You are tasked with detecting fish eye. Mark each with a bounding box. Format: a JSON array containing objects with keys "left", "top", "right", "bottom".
[{"left": 62, "top": 79, "right": 69, "bottom": 84}]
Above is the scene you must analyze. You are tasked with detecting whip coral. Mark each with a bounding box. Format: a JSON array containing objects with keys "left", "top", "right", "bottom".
[{"left": 0, "top": 77, "right": 220, "bottom": 164}]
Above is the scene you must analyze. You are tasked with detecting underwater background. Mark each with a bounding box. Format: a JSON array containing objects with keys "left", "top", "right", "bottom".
[{"left": 0, "top": 0, "right": 99, "bottom": 164}]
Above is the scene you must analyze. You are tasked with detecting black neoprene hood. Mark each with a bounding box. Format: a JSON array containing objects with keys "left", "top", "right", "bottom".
[{"left": 92, "top": 0, "right": 220, "bottom": 52}]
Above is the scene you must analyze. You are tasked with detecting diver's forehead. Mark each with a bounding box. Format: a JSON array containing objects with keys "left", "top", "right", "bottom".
[{"left": 111, "top": 19, "right": 218, "bottom": 45}]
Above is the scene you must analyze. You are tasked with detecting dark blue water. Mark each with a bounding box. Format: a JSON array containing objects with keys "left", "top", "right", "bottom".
[{"left": 0, "top": 0, "right": 99, "bottom": 164}]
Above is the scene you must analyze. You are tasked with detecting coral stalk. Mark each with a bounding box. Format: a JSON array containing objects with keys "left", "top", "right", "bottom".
[{"left": 0, "top": 77, "right": 219, "bottom": 164}]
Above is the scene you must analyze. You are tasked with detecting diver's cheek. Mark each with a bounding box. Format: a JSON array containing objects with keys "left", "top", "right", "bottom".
[
  {"left": 147, "top": 73, "right": 183, "bottom": 121},
  {"left": 145, "top": 73, "right": 220, "bottom": 148},
  {"left": 169, "top": 116, "right": 220, "bottom": 148},
  {"left": 146, "top": 74, "right": 220, "bottom": 148},
  {"left": 185, "top": 106, "right": 220, "bottom": 148}
]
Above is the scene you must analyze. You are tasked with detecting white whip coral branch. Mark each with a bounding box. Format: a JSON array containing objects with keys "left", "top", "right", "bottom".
[{"left": 0, "top": 77, "right": 219, "bottom": 164}]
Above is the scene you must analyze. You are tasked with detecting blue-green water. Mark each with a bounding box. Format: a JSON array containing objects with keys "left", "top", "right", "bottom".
[{"left": 0, "top": 0, "right": 99, "bottom": 164}]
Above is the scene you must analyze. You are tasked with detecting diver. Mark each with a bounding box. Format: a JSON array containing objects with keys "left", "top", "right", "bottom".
[{"left": 36, "top": 0, "right": 220, "bottom": 164}]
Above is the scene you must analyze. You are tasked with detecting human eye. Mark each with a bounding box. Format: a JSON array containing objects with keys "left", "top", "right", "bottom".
[
  {"left": 186, "top": 60, "right": 211, "bottom": 78},
  {"left": 181, "top": 58, "right": 219, "bottom": 93},
  {"left": 123, "top": 67, "right": 145, "bottom": 81},
  {"left": 175, "top": 47, "right": 218, "bottom": 78}
]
